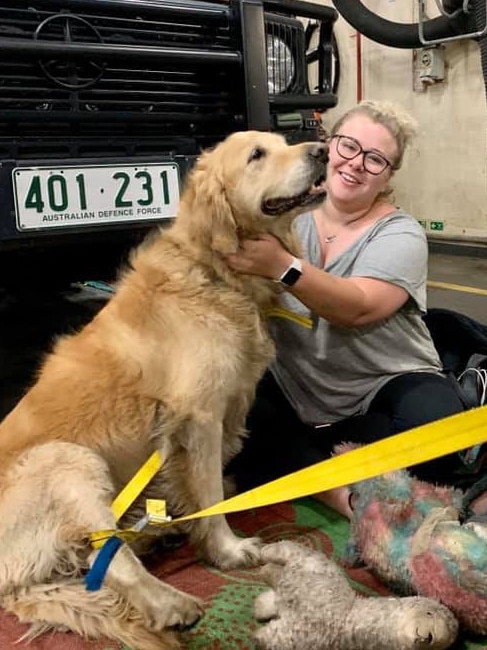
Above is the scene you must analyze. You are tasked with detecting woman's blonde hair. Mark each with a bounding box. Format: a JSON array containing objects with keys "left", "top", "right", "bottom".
[{"left": 330, "top": 99, "right": 418, "bottom": 170}]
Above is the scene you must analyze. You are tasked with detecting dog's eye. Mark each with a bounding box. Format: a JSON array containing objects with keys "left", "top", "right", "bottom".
[{"left": 248, "top": 147, "right": 266, "bottom": 163}]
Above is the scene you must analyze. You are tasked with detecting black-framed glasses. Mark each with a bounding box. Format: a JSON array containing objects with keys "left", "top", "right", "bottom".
[{"left": 330, "top": 135, "right": 393, "bottom": 175}]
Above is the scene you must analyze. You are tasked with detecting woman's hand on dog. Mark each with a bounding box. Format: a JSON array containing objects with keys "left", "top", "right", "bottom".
[{"left": 225, "top": 234, "right": 294, "bottom": 281}]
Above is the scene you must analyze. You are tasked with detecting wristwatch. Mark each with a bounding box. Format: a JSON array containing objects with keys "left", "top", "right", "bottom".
[{"left": 277, "top": 256, "right": 303, "bottom": 287}]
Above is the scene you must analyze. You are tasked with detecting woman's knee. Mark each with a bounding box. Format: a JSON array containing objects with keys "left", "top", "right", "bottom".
[
  {"left": 370, "top": 372, "right": 465, "bottom": 432},
  {"left": 369, "top": 373, "right": 468, "bottom": 485}
]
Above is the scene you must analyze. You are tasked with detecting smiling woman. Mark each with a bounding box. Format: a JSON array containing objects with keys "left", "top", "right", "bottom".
[{"left": 225, "top": 99, "right": 478, "bottom": 523}]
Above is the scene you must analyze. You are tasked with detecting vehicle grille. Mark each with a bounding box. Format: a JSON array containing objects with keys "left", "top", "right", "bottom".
[{"left": 0, "top": 0, "right": 245, "bottom": 157}]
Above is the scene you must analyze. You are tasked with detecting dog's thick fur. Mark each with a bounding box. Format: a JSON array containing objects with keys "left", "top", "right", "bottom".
[{"left": 0, "top": 131, "right": 326, "bottom": 650}]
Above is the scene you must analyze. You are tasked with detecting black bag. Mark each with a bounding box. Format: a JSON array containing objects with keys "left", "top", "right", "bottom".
[
  {"left": 424, "top": 308, "right": 487, "bottom": 410},
  {"left": 423, "top": 307, "right": 487, "bottom": 380},
  {"left": 423, "top": 308, "right": 487, "bottom": 474},
  {"left": 423, "top": 307, "right": 487, "bottom": 409},
  {"left": 457, "top": 352, "right": 487, "bottom": 410}
]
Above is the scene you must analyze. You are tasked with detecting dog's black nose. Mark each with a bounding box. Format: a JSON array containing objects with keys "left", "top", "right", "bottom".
[{"left": 308, "top": 142, "right": 328, "bottom": 162}]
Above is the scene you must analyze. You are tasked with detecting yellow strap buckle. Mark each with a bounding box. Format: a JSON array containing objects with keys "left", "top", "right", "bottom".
[{"left": 89, "top": 450, "right": 168, "bottom": 549}]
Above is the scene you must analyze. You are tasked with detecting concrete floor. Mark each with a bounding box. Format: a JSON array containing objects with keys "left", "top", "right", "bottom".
[{"left": 428, "top": 251, "right": 487, "bottom": 323}]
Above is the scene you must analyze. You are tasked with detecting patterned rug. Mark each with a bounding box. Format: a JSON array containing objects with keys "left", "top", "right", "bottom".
[{"left": 1, "top": 498, "right": 486, "bottom": 650}]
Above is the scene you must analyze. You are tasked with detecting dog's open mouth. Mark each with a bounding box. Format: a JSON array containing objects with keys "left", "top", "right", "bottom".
[{"left": 262, "top": 174, "right": 326, "bottom": 216}]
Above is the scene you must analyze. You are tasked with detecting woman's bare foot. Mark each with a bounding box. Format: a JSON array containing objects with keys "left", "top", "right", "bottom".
[{"left": 313, "top": 487, "right": 353, "bottom": 519}]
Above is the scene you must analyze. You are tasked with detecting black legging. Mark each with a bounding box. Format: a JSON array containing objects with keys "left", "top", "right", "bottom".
[{"left": 228, "top": 370, "right": 468, "bottom": 492}]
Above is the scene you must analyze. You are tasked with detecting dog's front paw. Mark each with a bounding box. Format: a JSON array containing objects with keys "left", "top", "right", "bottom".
[
  {"left": 144, "top": 587, "right": 204, "bottom": 631},
  {"left": 212, "top": 535, "right": 263, "bottom": 570}
]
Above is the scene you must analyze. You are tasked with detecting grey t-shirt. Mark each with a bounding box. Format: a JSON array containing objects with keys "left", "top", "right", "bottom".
[{"left": 269, "top": 210, "right": 442, "bottom": 424}]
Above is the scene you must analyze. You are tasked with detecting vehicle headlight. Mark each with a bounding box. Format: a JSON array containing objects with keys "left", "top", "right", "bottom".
[{"left": 266, "top": 34, "right": 295, "bottom": 94}]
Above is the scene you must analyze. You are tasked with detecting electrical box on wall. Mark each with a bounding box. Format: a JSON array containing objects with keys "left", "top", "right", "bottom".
[{"left": 418, "top": 46, "right": 445, "bottom": 83}]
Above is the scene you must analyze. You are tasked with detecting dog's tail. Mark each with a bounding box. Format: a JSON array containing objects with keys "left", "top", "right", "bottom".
[{"left": 2, "top": 581, "right": 181, "bottom": 650}]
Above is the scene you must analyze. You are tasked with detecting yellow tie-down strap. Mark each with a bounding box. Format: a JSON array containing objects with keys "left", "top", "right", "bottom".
[
  {"left": 172, "top": 405, "right": 487, "bottom": 524},
  {"left": 111, "top": 451, "right": 163, "bottom": 521},
  {"left": 90, "top": 406, "right": 487, "bottom": 545}
]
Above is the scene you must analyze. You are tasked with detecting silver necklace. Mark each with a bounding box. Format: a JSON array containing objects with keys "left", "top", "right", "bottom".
[{"left": 324, "top": 234, "right": 337, "bottom": 243}]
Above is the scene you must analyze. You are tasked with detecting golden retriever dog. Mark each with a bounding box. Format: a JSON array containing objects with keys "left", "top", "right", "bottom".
[{"left": 0, "top": 130, "right": 327, "bottom": 650}]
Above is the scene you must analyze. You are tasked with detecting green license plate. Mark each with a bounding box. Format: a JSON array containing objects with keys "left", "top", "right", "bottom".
[{"left": 13, "top": 162, "right": 180, "bottom": 231}]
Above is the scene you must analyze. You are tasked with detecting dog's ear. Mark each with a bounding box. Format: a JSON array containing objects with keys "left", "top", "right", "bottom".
[{"left": 184, "top": 150, "right": 239, "bottom": 255}]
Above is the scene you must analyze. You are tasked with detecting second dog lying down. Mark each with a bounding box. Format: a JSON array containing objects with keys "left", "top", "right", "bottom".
[{"left": 0, "top": 130, "right": 327, "bottom": 649}]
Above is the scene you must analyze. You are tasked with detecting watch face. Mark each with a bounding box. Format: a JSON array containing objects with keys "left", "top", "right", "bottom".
[{"left": 281, "top": 267, "right": 302, "bottom": 286}]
